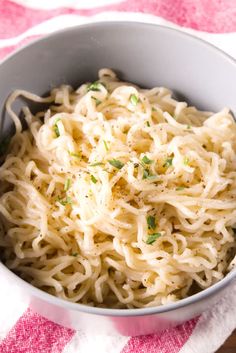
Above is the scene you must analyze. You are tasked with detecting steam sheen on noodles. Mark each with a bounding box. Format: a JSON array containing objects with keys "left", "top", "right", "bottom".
[{"left": 0, "top": 69, "right": 236, "bottom": 309}]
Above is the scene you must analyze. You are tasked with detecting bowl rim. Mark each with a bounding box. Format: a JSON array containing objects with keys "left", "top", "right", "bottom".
[
  {"left": 1, "top": 21, "right": 236, "bottom": 317},
  {"left": 1, "top": 20, "right": 236, "bottom": 68}
]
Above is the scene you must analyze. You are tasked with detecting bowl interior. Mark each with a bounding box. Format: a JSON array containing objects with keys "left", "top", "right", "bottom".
[{"left": 0, "top": 22, "right": 236, "bottom": 315}]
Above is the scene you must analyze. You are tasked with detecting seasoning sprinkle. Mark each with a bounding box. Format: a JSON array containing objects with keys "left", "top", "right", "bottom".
[
  {"left": 147, "top": 215, "right": 156, "bottom": 230},
  {"left": 130, "top": 94, "right": 139, "bottom": 106},
  {"left": 143, "top": 169, "right": 150, "bottom": 179},
  {"left": 108, "top": 159, "right": 124, "bottom": 170},
  {"left": 91, "top": 175, "right": 98, "bottom": 184},
  {"left": 90, "top": 162, "right": 104, "bottom": 167},
  {"left": 142, "top": 168, "right": 156, "bottom": 180},
  {"left": 68, "top": 151, "right": 81, "bottom": 159},
  {"left": 103, "top": 140, "right": 109, "bottom": 151},
  {"left": 64, "top": 178, "right": 71, "bottom": 191},
  {"left": 92, "top": 96, "right": 102, "bottom": 106},
  {"left": 142, "top": 155, "right": 153, "bottom": 165},
  {"left": 53, "top": 118, "right": 61, "bottom": 138},
  {"left": 183, "top": 156, "right": 190, "bottom": 165},
  {"left": 146, "top": 233, "right": 162, "bottom": 245},
  {"left": 57, "top": 196, "right": 72, "bottom": 206},
  {"left": 87, "top": 81, "right": 105, "bottom": 92},
  {"left": 163, "top": 157, "right": 173, "bottom": 168}
]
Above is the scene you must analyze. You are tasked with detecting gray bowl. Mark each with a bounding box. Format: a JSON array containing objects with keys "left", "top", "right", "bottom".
[{"left": 0, "top": 22, "right": 236, "bottom": 336}]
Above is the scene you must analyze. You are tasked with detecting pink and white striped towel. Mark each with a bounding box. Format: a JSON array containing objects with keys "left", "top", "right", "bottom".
[{"left": 0, "top": 1, "right": 236, "bottom": 352}]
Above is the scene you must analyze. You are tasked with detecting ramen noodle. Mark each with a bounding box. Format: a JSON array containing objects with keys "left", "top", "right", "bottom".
[{"left": 0, "top": 69, "right": 236, "bottom": 308}]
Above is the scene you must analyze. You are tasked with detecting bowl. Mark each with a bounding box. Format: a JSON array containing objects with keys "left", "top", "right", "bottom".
[{"left": 0, "top": 22, "right": 236, "bottom": 336}]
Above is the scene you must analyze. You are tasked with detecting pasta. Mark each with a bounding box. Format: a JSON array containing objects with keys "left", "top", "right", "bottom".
[{"left": 0, "top": 68, "right": 236, "bottom": 309}]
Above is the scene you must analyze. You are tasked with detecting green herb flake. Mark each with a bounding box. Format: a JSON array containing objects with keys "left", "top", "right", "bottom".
[
  {"left": 146, "top": 121, "right": 150, "bottom": 127},
  {"left": 146, "top": 233, "right": 162, "bottom": 245},
  {"left": 108, "top": 159, "right": 124, "bottom": 170},
  {"left": 57, "top": 196, "right": 72, "bottom": 206},
  {"left": 0, "top": 137, "right": 10, "bottom": 156},
  {"left": 87, "top": 81, "right": 105, "bottom": 92},
  {"left": 89, "top": 162, "right": 104, "bottom": 167},
  {"left": 147, "top": 175, "right": 157, "bottom": 180},
  {"left": 71, "top": 252, "right": 78, "bottom": 257},
  {"left": 176, "top": 186, "right": 185, "bottom": 191},
  {"left": 130, "top": 94, "right": 139, "bottom": 106},
  {"left": 103, "top": 140, "right": 109, "bottom": 151},
  {"left": 92, "top": 96, "right": 102, "bottom": 106},
  {"left": 68, "top": 151, "right": 81, "bottom": 159},
  {"left": 187, "top": 125, "right": 191, "bottom": 129},
  {"left": 64, "top": 178, "right": 71, "bottom": 192},
  {"left": 147, "top": 215, "right": 156, "bottom": 230},
  {"left": 91, "top": 175, "right": 98, "bottom": 184},
  {"left": 53, "top": 118, "right": 61, "bottom": 138},
  {"left": 152, "top": 107, "right": 157, "bottom": 112},
  {"left": 143, "top": 169, "right": 149, "bottom": 179},
  {"left": 183, "top": 156, "right": 190, "bottom": 166},
  {"left": 163, "top": 157, "right": 173, "bottom": 168},
  {"left": 142, "top": 155, "right": 153, "bottom": 165},
  {"left": 142, "top": 169, "right": 156, "bottom": 180}
]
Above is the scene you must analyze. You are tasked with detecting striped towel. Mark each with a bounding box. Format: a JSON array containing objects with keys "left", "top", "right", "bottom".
[{"left": 0, "top": 1, "right": 236, "bottom": 352}]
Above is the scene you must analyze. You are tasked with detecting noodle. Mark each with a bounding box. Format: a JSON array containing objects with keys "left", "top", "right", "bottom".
[{"left": 0, "top": 68, "right": 236, "bottom": 308}]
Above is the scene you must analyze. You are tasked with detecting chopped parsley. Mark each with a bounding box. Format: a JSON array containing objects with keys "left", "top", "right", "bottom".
[
  {"left": 87, "top": 81, "right": 105, "bottom": 92},
  {"left": 146, "top": 233, "right": 162, "bottom": 245},
  {"left": 57, "top": 196, "right": 72, "bottom": 206},
  {"left": 92, "top": 96, "right": 102, "bottom": 106},
  {"left": 71, "top": 252, "right": 78, "bottom": 257},
  {"left": 147, "top": 215, "right": 156, "bottom": 230},
  {"left": 152, "top": 107, "right": 157, "bottom": 112},
  {"left": 143, "top": 169, "right": 150, "bottom": 179},
  {"left": 91, "top": 175, "right": 98, "bottom": 184},
  {"left": 68, "top": 151, "right": 81, "bottom": 159},
  {"left": 130, "top": 94, "right": 139, "bottom": 106},
  {"left": 64, "top": 178, "right": 71, "bottom": 191},
  {"left": 142, "top": 168, "right": 156, "bottom": 180},
  {"left": 183, "top": 156, "right": 190, "bottom": 165},
  {"left": 89, "top": 162, "right": 104, "bottom": 167},
  {"left": 163, "top": 157, "right": 173, "bottom": 168},
  {"left": 108, "top": 159, "right": 124, "bottom": 170},
  {"left": 176, "top": 186, "right": 185, "bottom": 191},
  {"left": 53, "top": 118, "right": 61, "bottom": 137},
  {"left": 187, "top": 125, "right": 191, "bottom": 129},
  {"left": 142, "top": 155, "right": 153, "bottom": 165},
  {"left": 146, "top": 121, "right": 150, "bottom": 127},
  {"left": 103, "top": 140, "right": 109, "bottom": 151}
]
